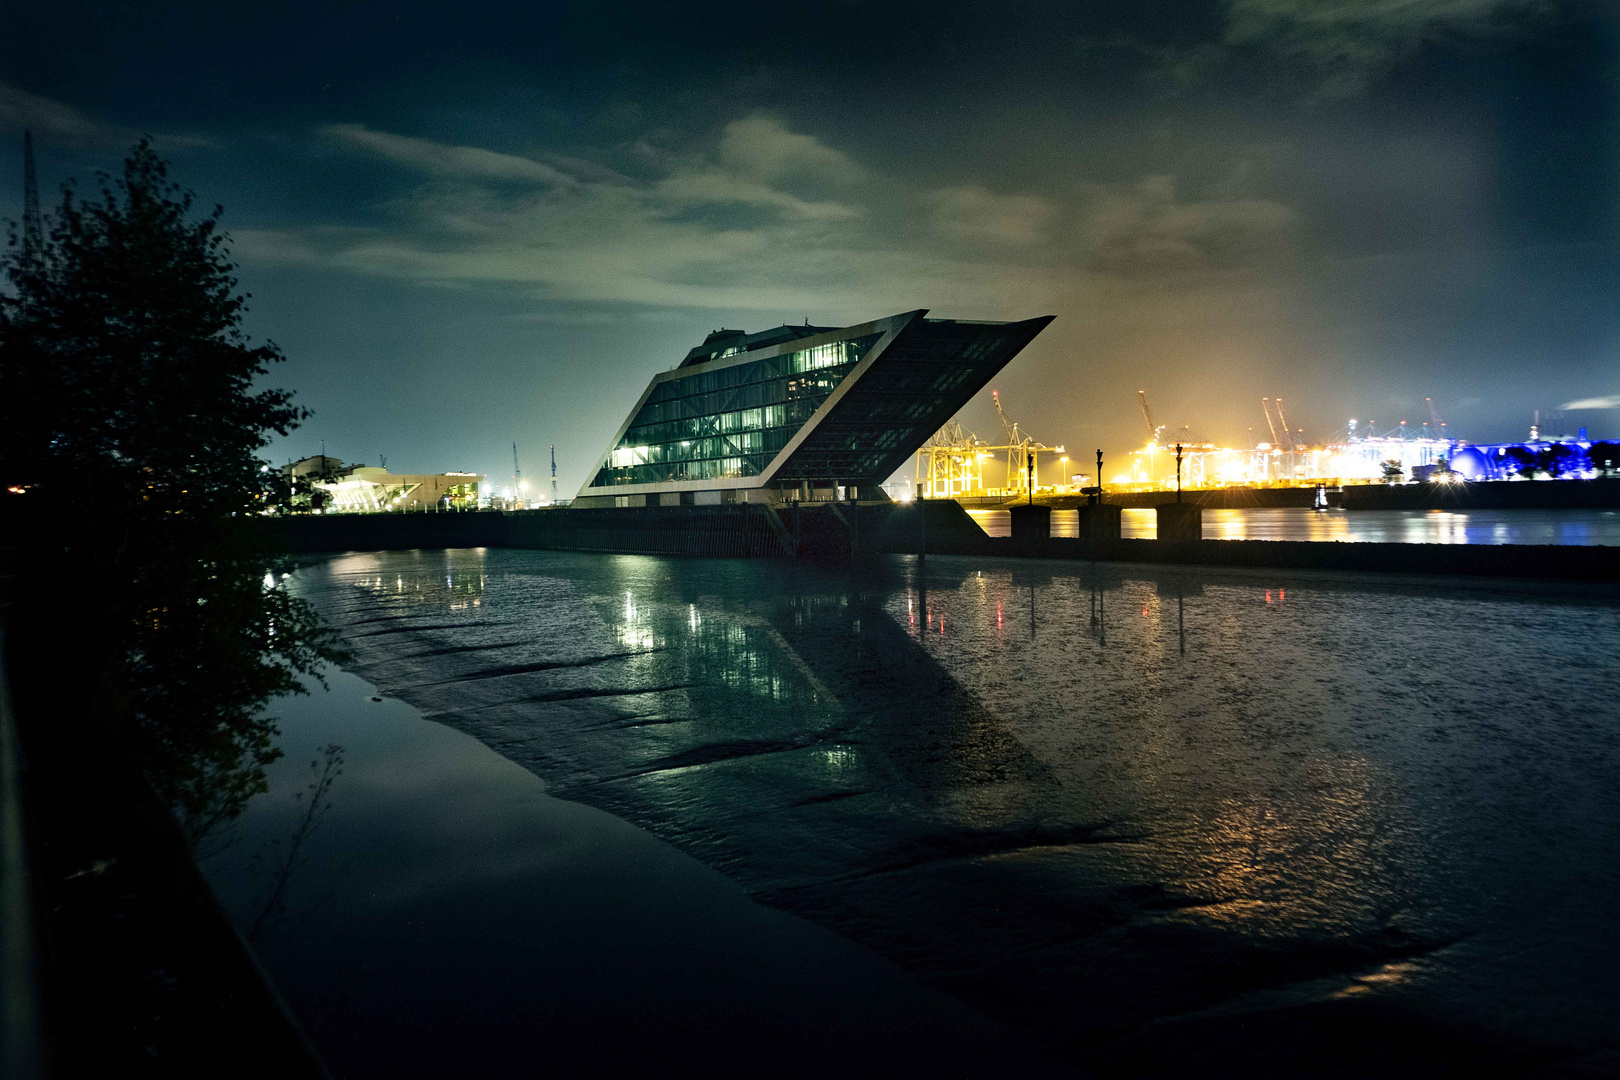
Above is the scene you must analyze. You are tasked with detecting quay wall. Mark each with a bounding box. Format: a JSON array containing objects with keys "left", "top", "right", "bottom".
[
  {"left": 938, "top": 535, "right": 1620, "bottom": 581},
  {"left": 260, "top": 506, "right": 792, "bottom": 558},
  {"left": 258, "top": 502, "right": 1620, "bottom": 581},
  {"left": 1034, "top": 477, "right": 1620, "bottom": 511}
]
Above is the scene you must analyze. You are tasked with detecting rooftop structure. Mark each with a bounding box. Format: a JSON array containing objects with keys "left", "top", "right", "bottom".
[{"left": 574, "top": 309, "right": 1054, "bottom": 508}]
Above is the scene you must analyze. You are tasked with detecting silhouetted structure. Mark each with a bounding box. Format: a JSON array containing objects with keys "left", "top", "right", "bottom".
[{"left": 20, "top": 132, "right": 42, "bottom": 267}]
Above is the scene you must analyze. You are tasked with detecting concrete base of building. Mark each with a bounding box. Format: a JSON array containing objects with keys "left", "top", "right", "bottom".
[{"left": 1156, "top": 502, "right": 1202, "bottom": 542}]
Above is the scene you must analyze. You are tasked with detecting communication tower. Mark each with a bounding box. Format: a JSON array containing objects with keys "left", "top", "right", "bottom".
[
  {"left": 512, "top": 441, "right": 523, "bottom": 507},
  {"left": 21, "top": 130, "right": 43, "bottom": 266}
]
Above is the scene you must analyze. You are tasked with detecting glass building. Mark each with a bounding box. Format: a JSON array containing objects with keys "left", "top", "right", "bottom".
[{"left": 574, "top": 309, "right": 1053, "bottom": 507}]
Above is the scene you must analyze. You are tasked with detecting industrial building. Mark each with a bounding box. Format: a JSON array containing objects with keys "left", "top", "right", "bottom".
[
  {"left": 573, "top": 310, "right": 1053, "bottom": 508},
  {"left": 281, "top": 456, "right": 484, "bottom": 511},
  {"left": 317, "top": 467, "right": 483, "bottom": 511}
]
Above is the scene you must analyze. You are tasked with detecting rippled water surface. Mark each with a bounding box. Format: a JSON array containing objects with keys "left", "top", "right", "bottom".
[
  {"left": 254, "top": 550, "right": 1620, "bottom": 1075},
  {"left": 966, "top": 506, "right": 1620, "bottom": 544}
]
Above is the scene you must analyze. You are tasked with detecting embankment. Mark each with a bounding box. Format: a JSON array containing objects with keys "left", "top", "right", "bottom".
[
  {"left": 1030, "top": 477, "right": 1620, "bottom": 511},
  {"left": 259, "top": 503, "right": 1620, "bottom": 581}
]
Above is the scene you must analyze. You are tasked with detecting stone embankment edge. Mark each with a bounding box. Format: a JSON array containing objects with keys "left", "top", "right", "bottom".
[
  {"left": 258, "top": 508, "right": 1620, "bottom": 582},
  {"left": 925, "top": 536, "right": 1620, "bottom": 581}
]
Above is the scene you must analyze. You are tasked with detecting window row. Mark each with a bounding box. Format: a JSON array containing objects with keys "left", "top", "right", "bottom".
[{"left": 633, "top": 368, "right": 853, "bottom": 428}]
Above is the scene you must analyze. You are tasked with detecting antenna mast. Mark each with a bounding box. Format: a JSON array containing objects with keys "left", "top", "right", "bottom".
[
  {"left": 512, "top": 441, "right": 521, "bottom": 501},
  {"left": 21, "top": 130, "right": 43, "bottom": 266},
  {"left": 550, "top": 444, "right": 558, "bottom": 504}
]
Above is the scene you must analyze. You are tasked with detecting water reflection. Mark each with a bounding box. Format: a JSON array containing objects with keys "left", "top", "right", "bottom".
[
  {"left": 280, "top": 550, "right": 1620, "bottom": 1071},
  {"left": 966, "top": 506, "right": 1620, "bottom": 544}
]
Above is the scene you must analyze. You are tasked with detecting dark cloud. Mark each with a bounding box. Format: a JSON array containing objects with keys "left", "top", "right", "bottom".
[{"left": 1, "top": 0, "right": 1616, "bottom": 487}]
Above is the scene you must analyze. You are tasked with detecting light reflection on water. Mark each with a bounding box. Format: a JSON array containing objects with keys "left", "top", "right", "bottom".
[
  {"left": 965, "top": 506, "right": 1620, "bottom": 544},
  {"left": 268, "top": 549, "right": 1620, "bottom": 1070}
]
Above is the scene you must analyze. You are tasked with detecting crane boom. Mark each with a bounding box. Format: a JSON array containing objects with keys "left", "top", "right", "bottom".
[
  {"left": 1138, "top": 390, "right": 1159, "bottom": 440},
  {"left": 1275, "top": 399, "right": 1296, "bottom": 451},
  {"left": 991, "top": 390, "right": 1018, "bottom": 445},
  {"left": 1261, "top": 398, "right": 1280, "bottom": 445},
  {"left": 983, "top": 391, "right": 1063, "bottom": 497}
]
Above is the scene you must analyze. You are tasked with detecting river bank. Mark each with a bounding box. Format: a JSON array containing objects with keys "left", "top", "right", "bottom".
[{"left": 1, "top": 562, "right": 326, "bottom": 1076}]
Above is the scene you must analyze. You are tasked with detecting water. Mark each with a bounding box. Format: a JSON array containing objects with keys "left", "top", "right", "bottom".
[
  {"left": 199, "top": 668, "right": 1055, "bottom": 1077},
  {"left": 220, "top": 550, "right": 1620, "bottom": 1075},
  {"left": 965, "top": 506, "right": 1620, "bottom": 544}
]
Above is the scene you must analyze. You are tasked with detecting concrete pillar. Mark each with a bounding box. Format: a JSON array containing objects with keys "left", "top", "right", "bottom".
[
  {"left": 1156, "top": 502, "right": 1202, "bottom": 542},
  {"left": 1009, "top": 504, "right": 1051, "bottom": 539},
  {"left": 1075, "top": 504, "right": 1122, "bottom": 540}
]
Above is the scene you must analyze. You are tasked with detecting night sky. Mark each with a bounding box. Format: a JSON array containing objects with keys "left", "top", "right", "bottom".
[{"left": 3, "top": 1, "right": 1617, "bottom": 491}]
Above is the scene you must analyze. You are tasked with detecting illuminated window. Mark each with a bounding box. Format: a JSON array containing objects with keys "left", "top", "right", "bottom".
[{"left": 591, "top": 335, "right": 880, "bottom": 487}]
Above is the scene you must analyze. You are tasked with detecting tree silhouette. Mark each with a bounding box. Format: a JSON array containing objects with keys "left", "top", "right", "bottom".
[{"left": 1, "top": 138, "right": 345, "bottom": 839}]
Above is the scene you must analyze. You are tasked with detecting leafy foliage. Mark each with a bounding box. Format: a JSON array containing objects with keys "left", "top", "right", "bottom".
[{"left": 0, "top": 139, "right": 347, "bottom": 844}]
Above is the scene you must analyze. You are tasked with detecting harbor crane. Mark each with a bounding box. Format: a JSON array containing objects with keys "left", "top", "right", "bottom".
[
  {"left": 991, "top": 390, "right": 1063, "bottom": 498},
  {"left": 915, "top": 392, "right": 1063, "bottom": 499},
  {"left": 1275, "top": 398, "right": 1298, "bottom": 450},
  {"left": 916, "top": 420, "right": 988, "bottom": 499},
  {"left": 1132, "top": 391, "right": 1214, "bottom": 487},
  {"left": 1138, "top": 390, "right": 1166, "bottom": 444},
  {"left": 1261, "top": 397, "right": 1296, "bottom": 451},
  {"left": 1425, "top": 397, "right": 1447, "bottom": 438}
]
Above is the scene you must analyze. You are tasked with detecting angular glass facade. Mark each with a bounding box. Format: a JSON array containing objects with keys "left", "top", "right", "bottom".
[
  {"left": 771, "top": 320, "right": 1041, "bottom": 483},
  {"left": 590, "top": 335, "right": 882, "bottom": 488},
  {"left": 578, "top": 309, "right": 1055, "bottom": 503}
]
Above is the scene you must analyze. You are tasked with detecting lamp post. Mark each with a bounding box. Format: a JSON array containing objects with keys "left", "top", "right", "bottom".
[{"left": 1176, "top": 443, "right": 1183, "bottom": 503}]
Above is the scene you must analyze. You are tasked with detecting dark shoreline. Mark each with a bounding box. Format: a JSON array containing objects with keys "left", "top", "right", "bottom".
[{"left": 0, "top": 551, "right": 327, "bottom": 1077}]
